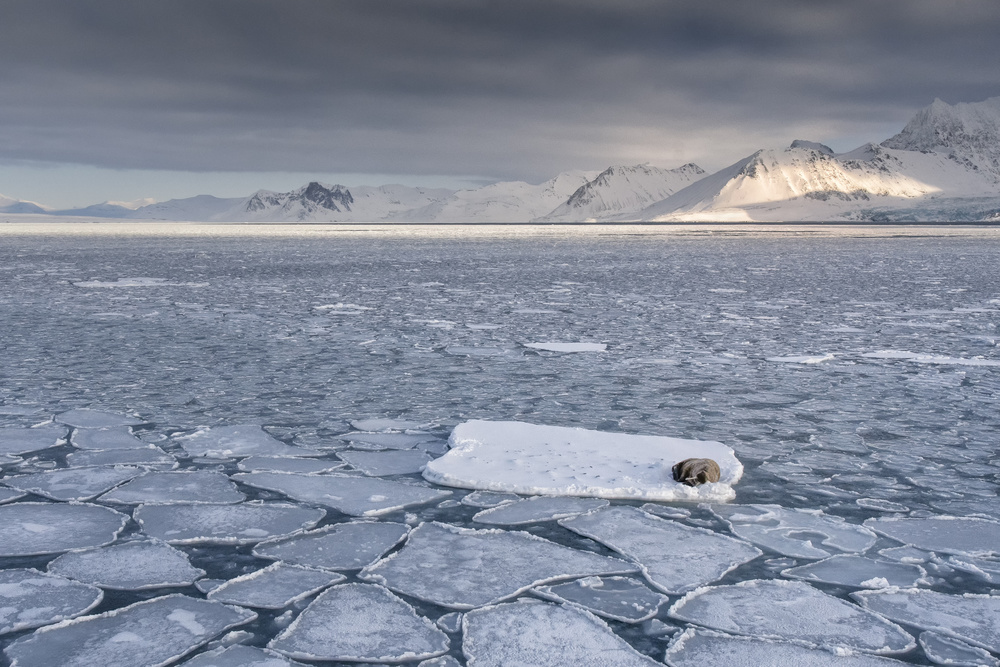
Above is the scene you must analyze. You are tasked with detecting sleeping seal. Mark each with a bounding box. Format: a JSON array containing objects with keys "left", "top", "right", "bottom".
[{"left": 672, "top": 458, "right": 721, "bottom": 486}]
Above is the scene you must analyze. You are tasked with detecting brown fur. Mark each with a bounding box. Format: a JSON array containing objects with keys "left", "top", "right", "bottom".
[{"left": 672, "top": 458, "right": 721, "bottom": 486}]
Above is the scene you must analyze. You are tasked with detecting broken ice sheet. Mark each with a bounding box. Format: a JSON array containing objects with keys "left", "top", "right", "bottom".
[
  {"left": 47, "top": 540, "right": 206, "bottom": 590},
  {"left": 864, "top": 516, "right": 1000, "bottom": 557},
  {"left": 360, "top": 521, "right": 637, "bottom": 609},
  {"left": 462, "top": 600, "right": 660, "bottom": 667},
  {"left": 0, "top": 425, "right": 67, "bottom": 456},
  {"left": 337, "top": 449, "right": 433, "bottom": 476},
  {"left": 207, "top": 563, "right": 344, "bottom": 609},
  {"left": 253, "top": 521, "right": 409, "bottom": 570},
  {"left": 135, "top": 502, "right": 324, "bottom": 545},
  {"left": 0, "top": 487, "right": 26, "bottom": 503},
  {"left": 70, "top": 426, "right": 146, "bottom": 450},
  {"left": 236, "top": 456, "right": 344, "bottom": 474},
  {"left": 55, "top": 408, "right": 144, "bottom": 428},
  {"left": 338, "top": 432, "right": 439, "bottom": 450},
  {"left": 473, "top": 496, "right": 608, "bottom": 525},
  {"left": 268, "top": 583, "right": 449, "bottom": 662},
  {"left": 533, "top": 576, "right": 668, "bottom": 623},
  {"left": 560, "top": 506, "right": 761, "bottom": 594},
  {"left": 0, "top": 502, "right": 129, "bottom": 556},
  {"left": 232, "top": 471, "right": 451, "bottom": 516},
  {"left": 669, "top": 579, "right": 915, "bottom": 655},
  {"left": 918, "top": 630, "right": 1000, "bottom": 667},
  {"left": 99, "top": 470, "right": 245, "bottom": 505},
  {"left": 66, "top": 446, "right": 177, "bottom": 469},
  {"left": 3, "top": 594, "right": 256, "bottom": 667},
  {"left": 0, "top": 569, "right": 103, "bottom": 635},
  {"left": 182, "top": 645, "right": 309, "bottom": 667},
  {"left": 711, "top": 504, "right": 878, "bottom": 559},
  {"left": 3, "top": 466, "right": 143, "bottom": 501},
  {"left": 175, "top": 424, "right": 308, "bottom": 458},
  {"left": 781, "top": 554, "right": 926, "bottom": 589}
]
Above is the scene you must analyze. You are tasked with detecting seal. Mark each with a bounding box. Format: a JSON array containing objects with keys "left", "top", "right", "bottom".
[{"left": 672, "top": 458, "right": 721, "bottom": 486}]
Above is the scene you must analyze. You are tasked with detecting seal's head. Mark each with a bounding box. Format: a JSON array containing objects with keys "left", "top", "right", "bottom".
[{"left": 672, "top": 458, "right": 721, "bottom": 487}]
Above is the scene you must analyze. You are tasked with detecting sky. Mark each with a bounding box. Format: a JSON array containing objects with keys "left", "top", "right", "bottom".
[{"left": 2, "top": 0, "right": 999, "bottom": 209}]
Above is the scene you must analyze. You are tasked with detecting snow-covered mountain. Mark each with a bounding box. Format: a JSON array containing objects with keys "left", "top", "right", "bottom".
[{"left": 0, "top": 194, "right": 49, "bottom": 214}]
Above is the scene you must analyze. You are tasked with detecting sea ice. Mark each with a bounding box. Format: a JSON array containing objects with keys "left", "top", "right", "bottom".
[
  {"left": 4, "top": 466, "right": 143, "bottom": 501},
  {"left": 853, "top": 588, "right": 1000, "bottom": 654},
  {"left": 0, "top": 569, "right": 103, "bottom": 635},
  {"left": 533, "top": 575, "right": 668, "bottom": 623},
  {"left": 669, "top": 579, "right": 915, "bottom": 654},
  {"left": 47, "top": 540, "right": 206, "bottom": 590},
  {"left": 175, "top": 425, "right": 308, "bottom": 458},
  {"left": 54, "top": 409, "right": 144, "bottom": 428},
  {"left": 337, "top": 449, "right": 433, "bottom": 476},
  {"left": 946, "top": 553, "right": 1000, "bottom": 583},
  {"left": 461, "top": 600, "right": 661, "bottom": 667},
  {"left": 359, "top": 521, "right": 637, "bottom": 609},
  {"left": 424, "top": 420, "right": 742, "bottom": 502},
  {"left": 919, "top": 630, "right": 1000, "bottom": 667},
  {"left": 781, "top": 555, "right": 926, "bottom": 588},
  {"left": 253, "top": 521, "right": 409, "bottom": 570},
  {"left": 0, "top": 487, "right": 26, "bottom": 503},
  {"left": 207, "top": 563, "right": 344, "bottom": 609},
  {"left": 338, "top": 432, "right": 438, "bottom": 450},
  {"left": 560, "top": 506, "right": 761, "bottom": 594},
  {"left": 65, "top": 446, "right": 177, "bottom": 469},
  {"left": 182, "top": 645, "right": 309, "bottom": 667},
  {"left": 0, "top": 425, "right": 67, "bottom": 456},
  {"left": 712, "top": 504, "right": 878, "bottom": 558},
  {"left": 460, "top": 489, "right": 520, "bottom": 508},
  {"left": 436, "top": 612, "right": 463, "bottom": 633},
  {"left": 862, "top": 350, "right": 1000, "bottom": 367},
  {"left": 135, "top": 502, "right": 324, "bottom": 545},
  {"left": 350, "top": 418, "right": 430, "bottom": 431},
  {"left": 70, "top": 426, "right": 146, "bottom": 450},
  {"left": 99, "top": 470, "right": 245, "bottom": 504},
  {"left": 268, "top": 583, "right": 449, "bottom": 662},
  {"left": 0, "top": 502, "right": 129, "bottom": 556},
  {"left": 473, "top": 496, "right": 608, "bottom": 525},
  {"left": 856, "top": 498, "right": 909, "bottom": 513},
  {"left": 418, "top": 656, "right": 462, "bottom": 667},
  {"left": 524, "top": 342, "right": 607, "bottom": 352},
  {"left": 3, "top": 594, "right": 256, "bottom": 667},
  {"left": 766, "top": 353, "right": 836, "bottom": 363},
  {"left": 864, "top": 516, "right": 1000, "bottom": 557},
  {"left": 233, "top": 471, "right": 451, "bottom": 516},
  {"left": 236, "top": 456, "right": 344, "bottom": 474}
]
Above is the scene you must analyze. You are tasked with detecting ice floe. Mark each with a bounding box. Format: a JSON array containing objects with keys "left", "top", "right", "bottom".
[
  {"left": 533, "top": 575, "right": 668, "bottom": 623},
  {"left": 72, "top": 277, "right": 205, "bottom": 288},
  {"left": 233, "top": 471, "right": 451, "bottom": 516},
  {"left": 69, "top": 426, "right": 147, "bottom": 450},
  {"left": 236, "top": 456, "right": 344, "bottom": 474},
  {"left": 268, "top": 583, "right": 450, "bottom": 662},
  {"left": 182, "top": 645, "right": 309, "bottom": 667},
  {"left": 175, "top": 425, "right": 307, "bottom": 458},
  {"left": 337, "top": 449, "right": 433, "bottom": 476},
  {"left": 99, "top": 470, "right": 245, "bottom": 505},
  {"left": 460, "top": 489, "right": 520, "bottom": 508},
  {"left": 945, "top": 553, "right": 1000, "bottom": 583},
  {"left": 712, "top": 504, "right": 878, "bottom": 558},
  {"left": 360, "top": 521, "right": 637, "bottom": 609},
  {"left": 65, "top": 446, "right": 177, "bottom": 469},
  {"left": 424, "top": 420, "right": 742, "bottom": 502},
  {"left": 207, "top": 563, "right": 344, "bottom": 609},
  {"left": 767, "top": 353, "right": 836, "bottom": 363},
  {"left": 0, "top": 569, "right": 103, "bottom": 635},
  {"left": 473, "top": 496, "right": 608, "bottom": 525},
  {"left": 525, "top": 342, "right": 607, "bottom": 352},
  {"left": 350, "top": 418, "right": 430, "bottom": 431},
  {"left": 47, "top": 540, "right": 205, "bottom": 590},
  {"left": 338, "top": 431, "right": 439, "bottom": 450},
  {"left": 4, "top": 466, "right": 143, "bottom": 501},
  {"left": 0, "top": 425, "right": 67, "bottom": 456},
  {"left": 253, "top": 521, "right": 409, "bottom": 570},
  {"left": 863, "top": 350, "right": 1000, "bottom": 367},
  {"left": 0, "top": 487, "right": 26, "bottom": 503},
  {"left": 560, "top": 506, "right": 761, "bottom": 594},
  {"left": 462, "top": 600, "right": 661, "bottom": 666},
  {"left": 864, "top": 516, "right": 1000, "bottom": 557},
  {"left": 3, "top": 594, "right": 256, "bottom": 667},
  {"left": 55, "top": 409, "right": 144, "bottom": 428},
  {"left": 669, "top": 579, "right": 915, "bottom": 654},
  {"left": 856, "top": 498, "right": 910, "bottom": 513},
  {"left": 135, "top": 502, "right": 324, "bottom": 545},
  {"left": 918, "top": 631, "right": 1000, "bottom": 667},
  {"left": 781, "top": 555, "right": 926, "bottom": 589},
  {"left": 0, "top": 502, "right": 129, "bottom": 556}
]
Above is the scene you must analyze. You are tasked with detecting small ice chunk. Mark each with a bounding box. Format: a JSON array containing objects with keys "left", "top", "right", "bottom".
[
  {"left": 338, "top": 449, "right": 433, "bottom": 476},
  {"left": 919, "top": 630, "right": 1000, "bottom": 667},
  {"left": 533, "top": 576, "right": 668, "bottom": 623},
  {"left": 47, "top": 540, "right": 206, "bottom": 590},
  {"left": 135, "top": 502, "right": 324, "bottom": 545},
  {"left": 865, "top": 516, "right": 1000, "bottom": 557},
  {"left": 67, "top": 447, "right": 177, "bottom": 469},
  {"left": 0, "top": 487, "right": 26, "bottom": 503},
  {"left": 781, "top": 555, "right": 925, "bottom": 588},
  {"left": 854, "top": 588, "right": 1000, "bottom": 654},
  {"left": 0, "top": 502, "right": 129, "bottom": 556},
  {"left": 268, "top": 583, "right": 449, "bottom": 662},
  {"left": 462, "top": 600, "right": 661, "bottom": 666},
  {"left": 460, "top": 490, "right": 520, "bottom": 508},
  {"left": 524, "top": 342, "right": 607, "bottom": 352},
  {"left": 338, "top": 432, "right": 439, "bottom": 450},
  {"left": 3, "top": 594, "right": 256, "bottom": 667},
  {"left": 360, "top": 521, "right": 637, "bottom": 609},
  {"left": 561, "top": 506, "right": 761, "bottom": 594},
  {"left": 208, "top": 563, "right": 344, "bottom": 609},
  {"left": 350, "top": 418, "right": 430, "bottom": 432},
  {"left": 856, "top": 498, "right": 909, "bottom": 513},
  {"left": 237, "top": 456, "right": 344, "bottom": 474},
  {"left": 473, "top": 496, "right": 609, "bottom": 525},
  {"left": 424, "top": 420, "right": 743, "bottom": 502},
  {"left": 4, "top": 466, "right": 143, "bottom": 501},
  {"left": 669, "top": 579, "right": 915, "bottom": 655},
  {"left": 233, "top": 472, "right": 451, "bottom": 516},
  {"left": 0, "top": 569, "right": 103, "bottom": 635},
  {"left": 436, "top": 612, "right": 463, "bottom": 633},
  {"left": 766, "top": 353, "right": 836, "bottom": 363},
  {"left": 419, "top": 656, "right": 463, "bottom": 667},
  {"left": 55, "top": 409, "right": 144, "bottom": 428},
  {"left": 183, "top": 645, "right": 309, "bottom": 667},
  {"left": 712, "top": 504, "right": 878, "bottom": 559},
  {"left": 195, "top": 579, "right": 227, "bottom": 594},
  {"left": 175, "top": 425, "right": 308, "bottom": 459},
  {"left": 0, "top": 425, "right": 67, "bottom": 456},
  {"left": 99, "top": 470, "right": 245, "bottom": 505},
  {"left": 70, "top": 427, "right": 147, "bottom": 450},
  {"left": 253, "top": 521, "right": 409, "bottom": 570}
]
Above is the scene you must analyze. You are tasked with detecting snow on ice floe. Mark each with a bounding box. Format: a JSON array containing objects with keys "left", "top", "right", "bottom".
[
  {"left": 268, "top": 583, "right": 449, "bottom": 663},
  {"left": 766, "top": 353, "right": 836, "bottom": 364},
  {"left": 69, "top": 426, "right": 147, "bottom": 450},
  {"left": 359, "top": 521, "right": 637, "bottom": 609},
  {"left": 55, "top": 409, "right": 144, "bottom": 428},
  {"left": 3, "top": 594, "right": 256, "bottom": 667},
  {"left": 919, "top": 631, "right": 1000, "bottom": 667},
  {"left": 0, "top": 569, "right": 103, "bottom": 635},
  {"left": 533, "top": 576, "right": 668, "bottom": 623},
  {"left": 664, "top": 628, "right": 912, "bottom": 667},
  {"left": 175, "top": 424, "right": 308, "bottom": 458},
  {"left": 207, "top": 563, "right": 344, "bottom": 609},
  {"left": 462, "top": 600, "right": 661, "bottom": 667},
  {"left": 0, "top": 425, "right": 67, "bottom": 456},
  {"left": 524, "top": 342, "right": 607, "bottom": 352},
  {"left": 864, "top": 516, "right": 1000, "bottom": 557},
  {"left": 135, "top": 502, "right": 324, "bottom": 545},
  {"left": 72, "top": 277, "right": 206, "bottom": 288},
  {"left": 183, "top": 645, "right": 309, "bottom": 667},
  {"left": 853, "top": 589, "right": 1000, "bottom": 655},
  {"left": 254, "top": 521, "right": 409, "bottom": 570},
  {"left": 236, "top": 456, "right": 344, "bottom": 474},
  {"left": 233, "top": 471, "right": 451, "bottom": 516},
  {"left": 337, "top": 449, "right": 433, "bottom": 476},
  {"left": 711, "top": 504, "right": 878, "bottom": 559},
  {"left": 473, "top": 496, "right": 608, "bottom": 525},
  {"left": 560, "top": 506, "right": 761, "bottom": 594},
  {"left": 0, "top": 502, "right": 128, "bottom": 556},
  {"left": 4, "top": 466, "right": 143, "bottom": 501},
  {"left": 669, "top": 579, "right": 915, "bottom": 655},
  {"left": 862, "top": 350, "right": 1000, "bottom": 367},
  {"left": 99, "top": 470, "right": 245, "bottom": 505},
  {"left": 66, "top": 446, "right": 177, "bottom": 469},
  {"left": 46, "top": 540, "right": 205, "bottom": 590},
  {"left": 423, "top": 420, "right": 742, "bottom": 502},
  {"left": 781, "top": 555, "right": 926, "bottom": 589}
]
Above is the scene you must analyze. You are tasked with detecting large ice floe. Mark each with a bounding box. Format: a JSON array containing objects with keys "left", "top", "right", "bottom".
[
  {"left": 54, "top": 408, "right": 145, "bottom": 428},
  {"left": 0, "top": 569, "right": 104, "bottom": 635},
  {"left": 864, "top": 516, "right": 1000, "bottom": 557},
  {"left": 359, "top": 521, "right": 637, "bottom": 609},
  {"left": 253, "top": 521, "right": 410, "bottom": 570},
  {"left": 337, "top": 449, "right": 434, "bottom": 476},
  {"left": 918, "top": 630, "right": 1000, "bottom": 667},
  {"left": 207, "top": 562, "right": 344, "bottom": 609},
  {"left": 472, "top": 496, "right": 609, "bottom": 525},
  {"left": 69, "top": 426, "right": 147, "bottom": 449},
  {"left": 3, "top": 466, "right": 143, "bottom": 501},
  {"left": 175, "top": 424, "right": 309, "bottom": 458},
  {"left": 711, "top": 504, "right": 878, "bottom": 558},
  {"left": 66, "top": 446, "right": 177, "bottom": 469},
  {"left": 98, "top": 470, "right": 245, "bottom": 504},
  {"left": 0, "top": 425, "right": 67, "bottom": 456},
  {"left": 532, "top": 575, "right": 668, "bottom": 623},
  {"left": 781, "top": 554, "right": 926, "bottom": 589},
  {"left": 0, "top": 502, "right": 129, "bottom": 556},
  {"left": 134, "top": 502, "right": 324, "bottom": 545},
  {"left": 423, "top": 420, "right": 742, "bottom": 502},
  {"left": 46, "top": 539, "right": 206, "bottom": 590}
]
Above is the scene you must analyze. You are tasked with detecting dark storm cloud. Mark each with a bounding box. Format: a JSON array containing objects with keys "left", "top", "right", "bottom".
[{"left": 2, "top": 0, "right": 999, "bottom": 180}]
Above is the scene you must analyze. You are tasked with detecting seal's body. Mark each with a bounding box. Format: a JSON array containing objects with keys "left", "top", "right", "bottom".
[{"left": 672, "top": 458, "right": 721, "bottom": 486}]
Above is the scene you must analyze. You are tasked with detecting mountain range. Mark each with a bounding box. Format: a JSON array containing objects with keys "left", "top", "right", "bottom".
[{"left": 3, "top": 97, "right": 999, "bottom": 223}]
